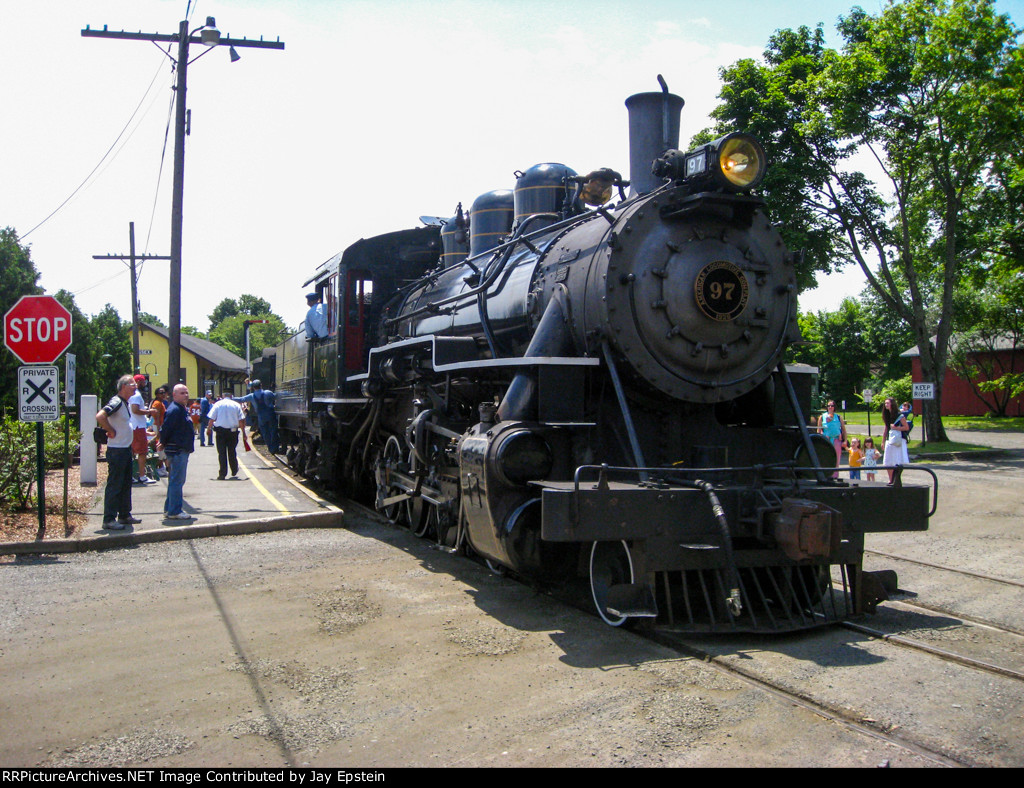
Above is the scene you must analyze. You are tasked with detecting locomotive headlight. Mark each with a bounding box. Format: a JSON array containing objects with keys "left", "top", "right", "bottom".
[
  {"left": 718, "top": 135, "right": 765, "bottom": 189},
  {"left": 653, "top": 133, "right": 767, "bottom": 192}
]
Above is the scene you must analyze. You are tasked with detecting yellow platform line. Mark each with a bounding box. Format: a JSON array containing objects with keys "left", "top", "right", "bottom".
[{"left": 239, "top": 453, "right": 292, "bottom": 515}]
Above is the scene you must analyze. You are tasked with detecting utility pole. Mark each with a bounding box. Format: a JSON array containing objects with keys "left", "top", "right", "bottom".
[
  {"left": 243, "top": 319, "right": 269, "bottom": 378},
  {"left": 93, "top": 221, "right": 170, "bottom": 374},
  {"left": 83, "top": 18, "right": 284, "bottom": 387}
]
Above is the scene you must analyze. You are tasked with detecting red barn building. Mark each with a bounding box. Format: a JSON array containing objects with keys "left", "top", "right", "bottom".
[{"left": 901, "top": 336, "right": 1024, "bottom": 416}]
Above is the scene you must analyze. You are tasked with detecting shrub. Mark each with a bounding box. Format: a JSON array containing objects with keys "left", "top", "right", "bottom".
[
  {"left": 0, "top": 415, "right": 81, "bottom": 509},
  {"left": 875, "top": 374, "right": 913, "bottom": 408}
]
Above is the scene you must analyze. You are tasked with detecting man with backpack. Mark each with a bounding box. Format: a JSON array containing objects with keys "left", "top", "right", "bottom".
[{"left": 95, "top": 374, "right": 141, "bottom": 530}]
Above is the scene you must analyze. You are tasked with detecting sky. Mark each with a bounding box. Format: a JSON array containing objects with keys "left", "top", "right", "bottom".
[{"left": 3, "top": 0, "right": 1023, "bottom": 333}]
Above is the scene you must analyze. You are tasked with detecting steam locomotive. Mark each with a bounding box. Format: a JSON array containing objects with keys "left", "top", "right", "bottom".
[{"left": 265, "top": 83, "right": 934, "bottom": 632}]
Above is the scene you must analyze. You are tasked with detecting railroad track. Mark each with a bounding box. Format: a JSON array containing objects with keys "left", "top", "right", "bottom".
[
  {"left": 645, "top": 628, "right": 967, "bottom": 767},
  {"left": 341, "top": 494, "right": 1014, "bottom": 766},
  {"left": 865, "top": 548, "right": 1024, "bottom": 590}
]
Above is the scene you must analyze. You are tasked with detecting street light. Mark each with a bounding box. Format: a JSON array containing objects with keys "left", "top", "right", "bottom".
[
  {"left": 200, "top": 17, "right": 221, "bottom": 46},
  {"left": 82, "top": 18, "right": 284, "bottom": 390}
]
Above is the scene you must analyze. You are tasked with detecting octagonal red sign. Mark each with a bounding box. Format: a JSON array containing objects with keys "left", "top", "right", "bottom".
[{"left": 3, "top": 295, "right": 73, "bottom": 364}]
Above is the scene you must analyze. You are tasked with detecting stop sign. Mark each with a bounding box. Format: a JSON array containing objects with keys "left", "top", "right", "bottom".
[{"left": 4, "top": 295, "right": 73, "bottom": 364}]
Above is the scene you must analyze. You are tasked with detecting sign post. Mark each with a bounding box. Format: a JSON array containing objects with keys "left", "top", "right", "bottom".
[
  {"left": 64, "top": 354, "right": 77, "bottom": 533},
  {"left": 912, "top": 382, "right": 936, "bottom": 446},
  {"left": 863, "top": 389, "right": 874, "bottom": 437},
  {"left": 5, "top": 295, "right": 74, "bottom": 540},
  {"left": 17, "top": 366, "right": 59, "bottom": 539}
]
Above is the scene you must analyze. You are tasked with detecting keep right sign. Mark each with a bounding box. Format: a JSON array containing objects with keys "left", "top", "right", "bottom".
[{"left": 912, "top": 382, "right": 935, "bottom": 400}]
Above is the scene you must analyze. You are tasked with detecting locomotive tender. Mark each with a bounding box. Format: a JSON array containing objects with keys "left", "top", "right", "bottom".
[{"left": 271, "top": 82, "right": 933, "bottom": 632}]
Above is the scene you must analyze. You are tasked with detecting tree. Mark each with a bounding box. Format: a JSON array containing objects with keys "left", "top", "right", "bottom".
[
  {"left": 138, "top": 312, "right": 166, "bottom": 328},
  {"left": 208, "top": 294, "right": 273, "bottom": 333},
  {"left": 948, "top": 273, "right": 1024, "bottom": 415},
  {"left": 0, "top": 228, "right": 43, "bottom": 414},
  {"left": 208, "top": 298, "right": 239, "bottom": 331},
  {"left": 789, "top": 298, "right": 876, "bottom": 408},
  {"left": 207, "top": 313, "right": 289, "bottom": 362},
  {"left": 701, "top": 0, "right": 1024, "bottom": 441},
  {"left": 859, "top": 286, "right": 916, "bottom": 384},
  {"left": 53, "top": 290, "right": 101, "bottom": 404},
  {"left": 88, "top": 305, "right": 132, "bottom": 400}
]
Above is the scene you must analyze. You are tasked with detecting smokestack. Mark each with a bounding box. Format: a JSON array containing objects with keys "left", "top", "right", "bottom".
[{"left": 625, "top": 75, "right": 685, "bottom": 196}]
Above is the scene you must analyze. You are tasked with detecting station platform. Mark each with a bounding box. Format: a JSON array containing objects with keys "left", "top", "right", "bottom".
[{"left": 4, "top": 438, "right": 342, "bottom": 556}]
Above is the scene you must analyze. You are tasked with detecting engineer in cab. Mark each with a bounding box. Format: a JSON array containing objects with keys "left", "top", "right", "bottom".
[{"left": 305, "top": 291, "right": 328, "bottom": 340}]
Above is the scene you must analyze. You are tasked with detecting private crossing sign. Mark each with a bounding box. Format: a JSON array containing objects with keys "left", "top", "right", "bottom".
[{"left": 19, "top": 366, "right": 60, "bottom": 422}]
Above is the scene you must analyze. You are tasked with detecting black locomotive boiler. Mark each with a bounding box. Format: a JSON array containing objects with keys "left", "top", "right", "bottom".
[{"left": 271, "top": 84, "right": 934, "bottom": 632}]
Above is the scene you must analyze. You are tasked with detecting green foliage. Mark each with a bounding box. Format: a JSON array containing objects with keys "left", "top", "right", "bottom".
[
  {"left": 53, "top": 289, "right": 100, "bottom": 403},
  {"left": 208, "top": 298, "right": 239, "bottom": 331},
  {"left": 0, "top": 227, "right": 44, "bottom": 413},
  {"left": 789, "top": 291, "right": 915, "bottom": 407},
  {"left": 876, "top": 374, "right": 913, "bottom": 407},
  {"left": 789, "top": 298, "right": 875, "bottom": 406},
  {"left": 1, "top": 226, "right": 134, "bottom": 409},
  {"left": 207, "top": 313, "right": 289, "bottom": 360},
  {"left": 0, "top": 414, "right": 80, "bottom": 510},
  {"left": 948, "top": 272, "right": 1024, "bottom": 414},
  {"left": 138, "top": 312, "right": 166, "bottom": 328},
  {"left": 89, "top": 305, "right": 132, "bottom": 400},
  {"left": 208, "top": 295, "right": 274, "bottom": 333},
  {"left": 979, "top": 372, "right": 1024, "bottom": 401},
  {"left": 702, "top": 0, "right": 1024, "bottom": 442},
  {"left": 205, "top": 293, "right": 289, "bottom": 358}
]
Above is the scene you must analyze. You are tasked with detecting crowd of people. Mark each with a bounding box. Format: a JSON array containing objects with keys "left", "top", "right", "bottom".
[
  {"left": 816, "top": 396, "right": 914, "bottom": 485},
  {"left": 95, "top": 374, "right": 278, "bottom": 530}
]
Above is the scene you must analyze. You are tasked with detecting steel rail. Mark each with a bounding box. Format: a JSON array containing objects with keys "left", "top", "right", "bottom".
[
  {"left": 865, "top": 548, "right": 1024, "bottom": 589},
  {"left": 841, "top": 620, "right": 1024, "bottom": 683}
]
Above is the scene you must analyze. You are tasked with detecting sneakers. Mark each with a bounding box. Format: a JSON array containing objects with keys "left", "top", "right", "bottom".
[
  {"left": 133, "top": 475, "right": 158, "bottom": 485},
  {"left": 102, "top": 520, "right": 126, "bottom": 530},
  {"left": 156, "top": 467, "right": 169, "bottom": 477},
  {"left": 164, "top": 512, "right": 192, "bottom": 520},
  {"left": 118, "top": 515, "right": 142, "bottom": 525}
]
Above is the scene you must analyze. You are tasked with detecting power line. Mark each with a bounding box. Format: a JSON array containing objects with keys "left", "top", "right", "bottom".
[
  {"left": 145, "top": 70, "right": 179, "bottom": 255},
  {"left": 21, "top": 58, "right": 169, "bottom": 240}
]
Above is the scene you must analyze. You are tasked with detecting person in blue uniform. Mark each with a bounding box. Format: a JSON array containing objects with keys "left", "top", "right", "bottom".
[
  {"left": 305, "top": 291, "right": 328, "bottom": 339},
  {"left": 199, "top": 390, "right": 214, "bottom": 446},
  {"left": 234, "top": 379, "right": 279, "bottom": 455}
]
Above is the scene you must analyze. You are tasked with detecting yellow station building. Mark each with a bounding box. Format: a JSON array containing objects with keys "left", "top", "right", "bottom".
[{"left": 138, "top": 322, "right": 250, "bottom": 396}]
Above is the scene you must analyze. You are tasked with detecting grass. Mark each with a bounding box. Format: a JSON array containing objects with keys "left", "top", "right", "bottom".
[
  {"left": 832, "top": 412, "right": 1024, "bottom": 432},
  {"left": 843, "top": 429, "right": 993, "bottom": 455}
]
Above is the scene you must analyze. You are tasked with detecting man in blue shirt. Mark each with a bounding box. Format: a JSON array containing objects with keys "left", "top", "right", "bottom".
[
  {"left": 199, "top": 390, "right": 214, "bottom": 446},
  {"left": 234, "top": 379, "right": 279, "bottom": 455},
  {"left": 305, "top": 292, "right": 328, "bottom": 340},
  {"left": 158, "top": 383, "right": 196, "bottom": 521}
]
